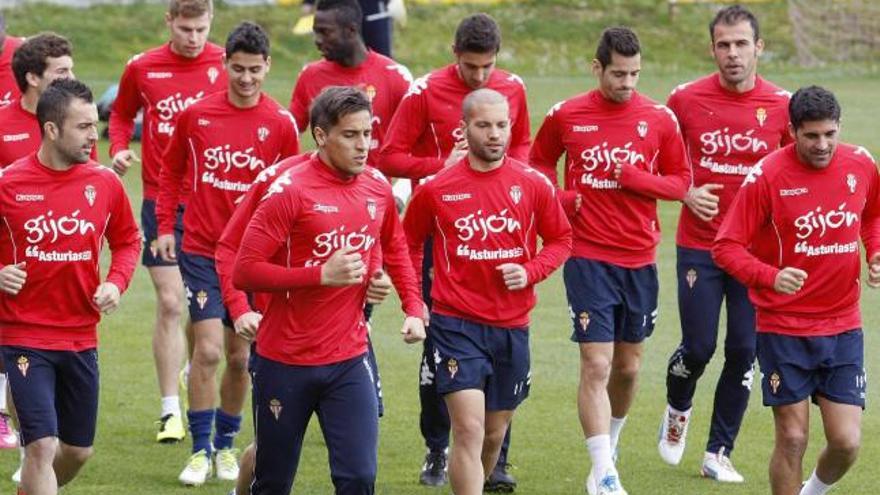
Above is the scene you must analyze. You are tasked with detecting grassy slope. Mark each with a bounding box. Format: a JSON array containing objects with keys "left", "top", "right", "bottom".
[{"left": 1, "top": 2, "right": 879, "bottom": 494}]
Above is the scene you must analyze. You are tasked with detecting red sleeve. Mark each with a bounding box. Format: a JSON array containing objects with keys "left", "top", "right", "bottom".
[
  {"left": 380, "top": 188, "right": 423, "bottom": 318},
  {"left": 860, "top": 153, "right": 880, "bottom": 259},
  {"left": 233, "top": 189, "right": 323, "bottom": 291},
  {"left": 508, "top": 86, "right": 531, "bottom": 162},
  {"left": 618, "top": 113, "right": 690, "bottom": 201},
  {"left": 376, "top": 89, "right": 444, "bottom": 179},
  {"left": 90, "top": 144, "right": 99, "bottom": 162},
  {"left": 155, "top": 110, "right": 190, "bottom": 236},
  {"left": 712, "top": 171, "right": 779, "bottom": 289},
  {"left": 104, "top": 176, "right": 142, "bottom": 292},
  {"left": 279, "top": 112, "right": 301, "bottom": 159},
  {"left": 215, "top": 181, "right": 268, "bottom": 320},
  {"left": 109, "top": 60, "right": 141, "bottom": 158},
  {"left": 402, "top": 183, "right": 434, "bottom": 300},
  {"left": 288, "top": 73, "right": 311, "bottom": 136},
  {"left": 529, "top": 106, "right": 579, "bottom": 215},
  {"left": 522, "top": 182, "right": 572, "bottom": 285}
]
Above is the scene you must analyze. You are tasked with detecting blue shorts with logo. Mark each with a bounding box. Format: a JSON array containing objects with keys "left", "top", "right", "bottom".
[
  {"left": 757, "top": 329, "right": 865, "bottom": 408},
  {"left": 2, "top": 346, "right": 99, "bottom": 447},
  {"left": 564, "top": 257, "right": 659, "bottom": 344},
  {"left": 179, "top": 251, "right": 232, "bottom": 327},
  {"left": 141, "top": 198, "right": 183, "bottom": 267},
  {"left": 429, "top": 313, "right": 530, "bottom": 411}
]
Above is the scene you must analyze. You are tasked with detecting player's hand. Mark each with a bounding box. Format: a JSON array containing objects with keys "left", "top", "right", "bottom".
[
  {"left": 320, "top": 246, "right": 366, "bottom": 286},
  {"left": 111, "top": 149, "right": 140, "bottom": 177},
  {"left": 400, "top": 316, "right": 426, "bottom": 344},
  {"left": 444, "top": 140, "right": 468, "bottom": 167},
  {"left": 234, "top": 311, "right": 262, "bottom": 341},
  {"left": 156, "top": 234, "right": 177, "bottom": 262},
  {"left": 93, "top": 282, "right": 121, "bottom": 314},
  {"left": 574, "top": 193, "right": 583, "bottom": 213},
  {"left": 423, "top": 303, "right": 431, "bottom": 326},
  {"left": 0, "top": 262, "right": 27, "bottom": 295},
  {"left": 366, "top": 270, "right": 392, "bottom": 304},
  {"left": 497, "top": 263, "right": 528, "bottom": 290},
  {"left": 684, "top": 184, "right": 724, "bottom": 222},
  {"left": 867, "top": 253, "right": 880, "bottom": 288},
  {"left": 773, "top": 267, "right": 808, "bottom": 295}
]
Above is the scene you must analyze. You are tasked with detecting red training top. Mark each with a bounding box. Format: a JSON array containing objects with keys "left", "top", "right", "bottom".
[
  {"left": 0, "top": 98, "right": 98, "bottom": 167},
  {"left": 0, "top": 36, "right": 24, "bottom": 108}
]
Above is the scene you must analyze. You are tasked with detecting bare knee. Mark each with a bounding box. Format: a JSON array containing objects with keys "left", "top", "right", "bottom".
[
  {"left": 225, "top": 342, "right": 250, "bottom": 374},
  {"left": 451, "top": 415, "right": 485, "bottom": 448},
  {"left": 59, "top": 444, "right": 93, "bottom": 465},
  {"left": 827, "top": 429, "right": 860, "bottom": 460},
  {"left": 193, "top": 337, "right": 223, "bottom": 370},
  {"left": 776, "top": 426, "right": 809, "bottom": 459},
  {"left": 25, "top": 437, "right": 58, "bottom": 465},
  {"left": 580, "top": 352, "right": 612, "bottom": 384},
  {"left": 155, "top": 286, "right": 183, "bottom": 320}
]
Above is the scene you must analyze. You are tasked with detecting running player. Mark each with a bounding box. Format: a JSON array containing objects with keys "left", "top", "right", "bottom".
[
  {"left": 109, "top": 0, "right": 226, "bottom": 444},
  {"left": 403, "top": 88, "right": 571, "bottom": 495},
  {"left": 154, "top": 21, "right": 299, "bottom": 486},
  {"left": 657, "top": 5, "right": 791, "bottom": 482},
  {"left": 0, "top": 78, "right": 141, "bottom": 495},
  {"left": 529, "top": 27, "right": 689, "bottom": 495},
  {"left": 713, "top": 85, "right": 880, "bottom": 495},
  {"left": 378, "top": 13, "right": 530, "bottom": 489},
  {"left": 233, "top": 86, "right": 425, "bottom": 494}
]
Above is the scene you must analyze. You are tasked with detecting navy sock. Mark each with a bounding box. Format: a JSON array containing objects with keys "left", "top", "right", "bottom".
[
  {"left": 213, "top": 408, "right": 242, "bottom": 451},
  {"left": 188, "top": 409, "right": 215, "bottom": 455}
]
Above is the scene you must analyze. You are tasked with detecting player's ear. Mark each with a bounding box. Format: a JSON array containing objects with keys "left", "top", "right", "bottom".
[
  {"left": 313, "top": 126, "right": 327, "bottom": 147},
  {"left": 43, "top": 120, "right": 60, "bottom": 142},
  {"left": 164, "top": 11, "right": 173, "bottom": 28},
  {"left": 590, "top": 59, "right": 602, "bottom": 78},
  {"left": 787, "top": 122, "right": 796, "bottom": 141},
  {"left": 755, "top": 38, "right": 765, "bottom": 57},
  {"left": 25, "top": 71, "right": 41, "bottom": 91},
  {"left": 265, "top": 55, "right": 272, "bottom": 74}
]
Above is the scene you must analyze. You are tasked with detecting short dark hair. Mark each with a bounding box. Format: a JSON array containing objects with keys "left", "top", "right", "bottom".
[
  {"left": 789, "top": 86, "right": 841, "bottom": 130},
  {"left": 12, "top": 32, "right": 72, "bottom": 93},
  {"left": 710, "top": 5, "right": 760, "bottom": 42},
  {"left": 168, "top": 0, "right": 213, "bottom": 19},
  {"left": 595, "top": 27, "right": 640, "bottom": 69},
  {"left": 225, "top": 21, "right": 270, "bottom": 59},
  {"left": 316, "top": 0, "right": 363, "bottom": 34},
  {"left": 36, "top": 78, "right": 93, "bottom": 136},
  {"left": 309, "top": 86, "right": 371, "bottom": 137},
  {"left": 454, "top": 13, "right": 501, "bottom": 54}
]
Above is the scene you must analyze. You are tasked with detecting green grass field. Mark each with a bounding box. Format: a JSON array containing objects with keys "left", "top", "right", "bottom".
[{"left": 1, "top": 2, "right": 880, "bottom": 494}]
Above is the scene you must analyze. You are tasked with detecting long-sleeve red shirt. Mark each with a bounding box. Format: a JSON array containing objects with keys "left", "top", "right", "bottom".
[
  {"left": 0, "top": 36, "right": 24, "bottom": 108},
  {"left": 156, "top": 91, "right": 299, "bottom": 258},
  {"left": 109, "top": 42, "right": 226, "bottom": 200},
  {"left": 288, "top": 50, "right": 411, "bottom": 166},
  {"left": 233, "top": 156, "right": 422, "bottom": 366},
  {"left": 713, "top": 144, "right": 880, "bottom": 336},
  {"left": 214, "top": 153, "right": 312, "bottom": 321},
  {"left": 669, "top": 73, "right": 792, "bottom": 250},
  {"left": 403, "top": 156, "right": 572, "bottom": 327},
  {"left": 377, "top": 64, "right": 531, "bottom": 180},
  {"left": 0, "top": 153, "right": 141, "bottom": 350},
  {"left": 530, "top": 90, "right": 690, "bottom": 268},
  {"left": 0, "top": 99, "right": 98, "bottom": 167}
]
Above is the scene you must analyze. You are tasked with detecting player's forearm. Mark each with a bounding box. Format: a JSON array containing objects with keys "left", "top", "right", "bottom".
[
  {"left": 524, "top": 231, "right": 572, "bottom": 286},
  {"left": 108, "top": 117, "right": 135, "bottom": 158},
  {"left": 233, "top": 258, "right": 322, "bottom": 291},
  {"left": 376, "top": 151, "right": 444, "bottom": 180},
  {"left": 105, "top": 238, "right": 141, "bottom": 294},
  {"left": 711, "top": 239, "right": 778, "bottom": 289},
  {"left": 619, "top": 167, "right": 689, "bottom": 201}
]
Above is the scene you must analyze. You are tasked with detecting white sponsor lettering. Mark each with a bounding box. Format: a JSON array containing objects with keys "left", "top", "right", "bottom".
[
  {"left": 441, "top": 193, "right": 472, "bottom": 202},
  {"left": 455, "top": 244, "right": 524, "bottom": 261},
  {"left": 201, "top": 172, "right": 251, "bottom": 193},
  {"left": 313, "top": 204, "right": 339, "bottom": 214},
  {"left": 573, "top": 125, "right": 599, "bottom": 133},
  {"left": 156, "top": 91, "right": 204, "bottom": 122},
  {"left": 24, "top": 210, "right": 96, "bottom": 244},
  {"left": 312, "top": 225, "right": 376, "bottom": 258},
  {"left": 581, "top": 173, "right": 620, "bottom": 190},
  {"left": 3, "top": 133, "right": 29, "bottom": 143},
  {"left": 580, "top": 142, "right": 645, "bottom": 172},
  {"left": 700, "top": 128, "right": 769, "bottom": 157},
  {"left": 794, "top": 203, "right": 859, "bottom": 239},
  {"left": 25, "top": 245, "right": 93, "bottom": 262},
  {"left": 203, "top": 145, "right": 266, "bottom": 173},
  {"left": 698, "top": 157, "right": 754, "bottom": 176},
  {"left": 15, "top": 194, "right": 44, "bottom": 202},
  {"left": 793, "top": 240, "right": 859, "bottom": 257},
  {"left": 147, "top": 72, "right": 173, "bottom": 79},
  {"left": 780, "top": 187, "right": 809, "bottom": 197},
  {"left": 454, "top": 209, "right": 521, "bottom": 242}
]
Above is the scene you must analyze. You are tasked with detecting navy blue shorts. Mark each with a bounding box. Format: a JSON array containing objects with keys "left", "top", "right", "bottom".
[
  {"left": 564, "top": 257, "right": 659, "bottom": 344},
  {"left": 179, "top": 252, "right": 232, "bottom": 326},
  {"left": 2, "top": 346, "right": 99, "bottom": 447},
  {"left": 251, "top": 352, "right": 378, "bottom": 494},
  {"left": 429, "top": 313, "right": 530, "bottom": 411},
  {"left": 757, "top": 329, "right": 866, "bottom": 408},
  {"left": 141, "top": 198, "right": 183, "bottom": 267}
]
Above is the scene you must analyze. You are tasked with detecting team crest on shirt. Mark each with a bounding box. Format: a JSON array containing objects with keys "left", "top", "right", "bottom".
[
  {"left": 196, "top": 290, "right": 208, "bottom": 310},
  {"left": 636, "top": 120, "right": 648, "bottom": 139},
  {"left": 509, "top": 185, "right": 522, "bottom": 205},
  {"left": 207, "top": 67, "right": 219, "bottom": 84},
  {"left": 364, "top": 84, "right": 377, "bottom": 102},
  {"left": 16, "top": 356, "right": 28, "bottom": 377},
  {"left": 578, "top": 312, "right": 590, "bottom": 332},
  {"left": 847, "top": 174, "right": 857, "bottom": 194},
  {"left": 447, "top": 358, "right": 459, "bottom": 379},
  {"left": 686, "top": 268, "right": 697, "bottom": 289},
  {"left": 257, "top": 126, "right": 270, "bottom": 142},
  {"left": 769, "top": 372, "right": 781, "bottom": 394},
  {"left": 269, "top": 398, "right": 282, "bottom": 420},
  {"left": 756, "top": 107, "right": 767, "bottom": 127},
  {"left": 84, "top": 184, "right": 97, "bottom": 207},
  {"left": 366, "top": 199, "right": 377, "bottom": 221}
]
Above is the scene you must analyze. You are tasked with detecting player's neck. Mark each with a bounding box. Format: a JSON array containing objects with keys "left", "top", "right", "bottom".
[
  {"left": 227, "top": 90, "right": 260, "bottom": 109},
  {"left": 169, "top": 42, "right": 204, "bottom": 59},
  {"left": 718, "top": 72, "right": 757, "bottom": 93},
  {"left": 36, "top": 145, "right": 75, "bottom": 172},
  {"left": 338, "top": 44, "right": 368, "bottom": 68},
  {"left": 21, "top": 90, "right": 39, "bottom": 114},
  {"left": 467, "top": 153, "right": 504, "bottom": 173}
]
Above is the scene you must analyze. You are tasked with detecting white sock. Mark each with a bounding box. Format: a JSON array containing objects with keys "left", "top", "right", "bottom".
[
  {"left": 800, "top": 470, "right": 833, "bottom": 495},
  {"left": 0, "top": 374, "right": 7, "bottom": 412},
  {"left": 586, "top": 434, "right": 614, "bottom": 481},
  {"left": 161, "top": 396, "right": 181, "bottom": 418},
  {"left": 609, "top": 416, "right": 627, "bottom": 454},
  {"left": 392, "top": 178, "right": 412, "bottom": 205},
  {"left": 669, "top": 404, "right": 691, "bottom": 417}
]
